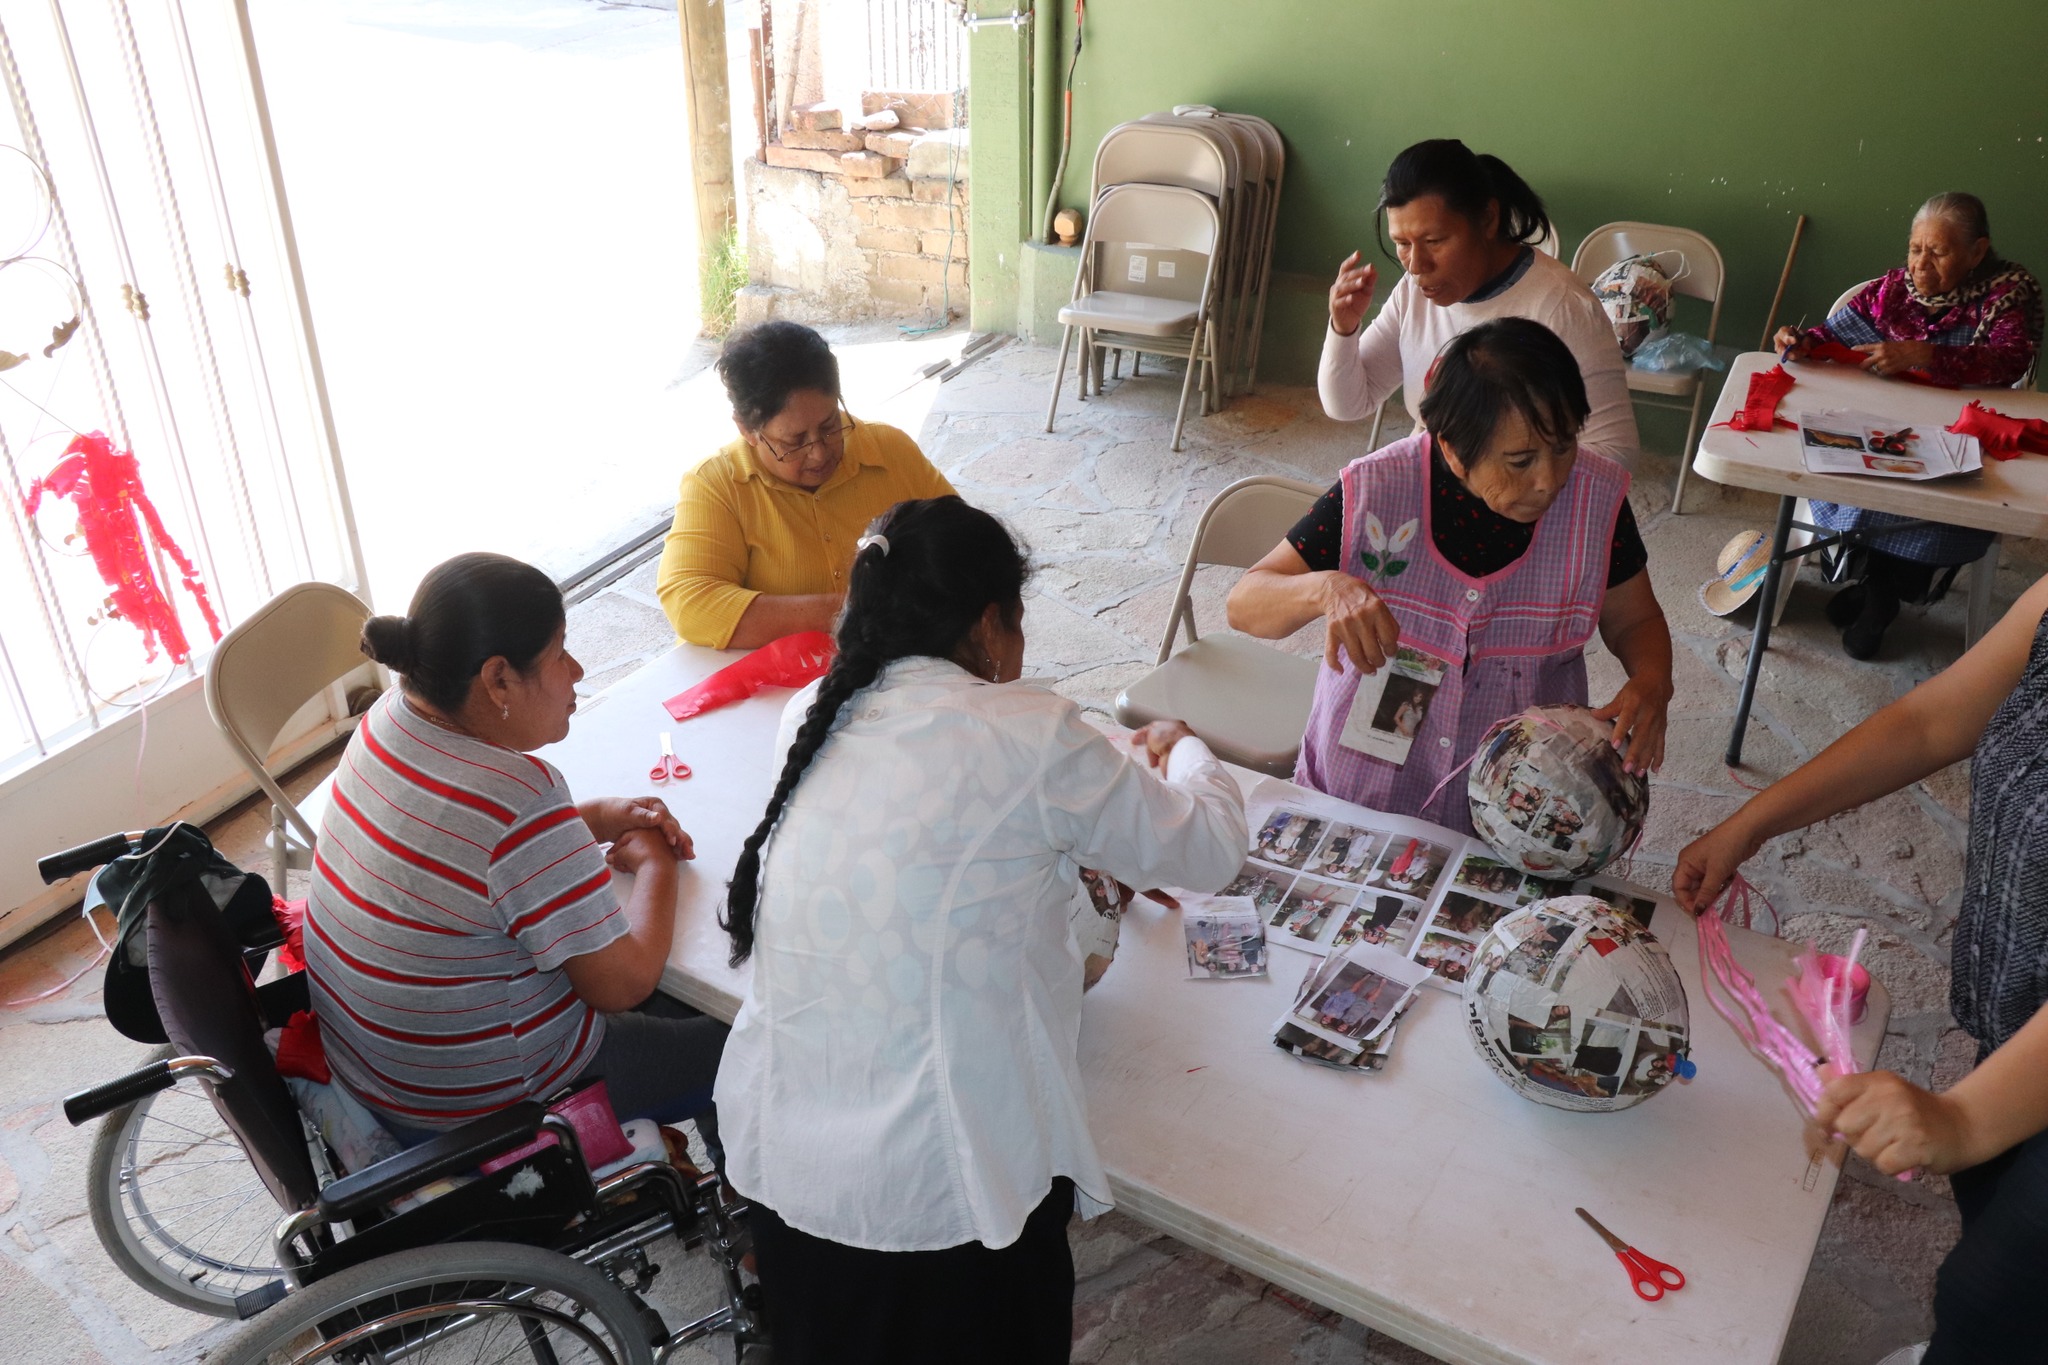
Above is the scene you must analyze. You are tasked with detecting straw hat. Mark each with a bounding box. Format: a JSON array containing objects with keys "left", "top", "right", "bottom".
[{"left": 1699, "top": 529, "right": 1773, "bottom": 617}]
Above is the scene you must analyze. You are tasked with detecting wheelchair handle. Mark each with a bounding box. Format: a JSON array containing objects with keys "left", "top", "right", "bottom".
[
  {"left": 37, "top": 831, "right": 140, "bottom": 885},
  {"left": 64, "top": 1055, "right": 232, "bottom": 1126}
]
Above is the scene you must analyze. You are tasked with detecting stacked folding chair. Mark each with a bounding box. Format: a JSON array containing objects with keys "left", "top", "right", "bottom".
[{"left": 1045, "top": 105, "right": 1284, "bottom": 451}]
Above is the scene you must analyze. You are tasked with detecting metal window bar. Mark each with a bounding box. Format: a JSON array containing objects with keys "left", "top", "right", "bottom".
[{"left": 864, "top": 0, "right": 966, "bottom": 96}]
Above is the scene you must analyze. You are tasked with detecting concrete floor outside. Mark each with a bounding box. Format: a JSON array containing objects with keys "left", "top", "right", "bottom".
[{"left": 0, "top": 333, "right": 2020, "bottom": 1363}]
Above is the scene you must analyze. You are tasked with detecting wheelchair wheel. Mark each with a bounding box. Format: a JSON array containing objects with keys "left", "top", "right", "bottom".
[
  {"left": 214, "top": 1242, "right": 655, "bottom": 1365},
  {"left": 87, "top": 1045, "right": 286, "bottom": 1316}
]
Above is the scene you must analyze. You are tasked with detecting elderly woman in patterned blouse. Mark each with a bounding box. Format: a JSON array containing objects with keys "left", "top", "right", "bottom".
[{"left": 1774, "top": 193, "right": 2044, "bottom": 660}]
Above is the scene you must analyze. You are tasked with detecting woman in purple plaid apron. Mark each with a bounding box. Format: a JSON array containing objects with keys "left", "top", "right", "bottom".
[{"left": 1229, "top": 318, "right": 1675, "bottom": 834}]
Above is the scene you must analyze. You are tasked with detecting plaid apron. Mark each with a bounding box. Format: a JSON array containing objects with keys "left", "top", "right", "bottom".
[{"left": 1295, "top": 433, "right": 1628, "bottom": 833}]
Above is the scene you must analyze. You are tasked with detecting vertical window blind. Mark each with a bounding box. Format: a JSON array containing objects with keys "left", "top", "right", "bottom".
[{"left": 0, "top": 0, "right": 360, "bottom": 780}]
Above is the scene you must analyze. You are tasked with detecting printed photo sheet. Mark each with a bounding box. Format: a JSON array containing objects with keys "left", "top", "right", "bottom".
[
  {"left": 1336, "top": 645, "right": 1450, "bottom": 766},
  {"left": 1228, "top": 779, "right": 1663, "bottom": 991},
  {"left": 1797, "top": 408, "right": 1982, "bottom": 482},
  {"left": 1181, "top": 896, "right": 1269, "bottom": 979},
  {"left": 1271, "top": 941, "right": 1430, "bottom": 1069}
]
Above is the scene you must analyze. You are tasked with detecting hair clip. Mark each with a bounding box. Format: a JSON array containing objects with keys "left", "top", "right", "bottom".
[{"left": 856, "top": 533, "right": 890, "bottom": 556}]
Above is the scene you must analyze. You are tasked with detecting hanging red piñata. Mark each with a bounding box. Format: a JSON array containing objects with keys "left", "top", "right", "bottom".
[{"left": 23, "top": 431, "right": 222, "bottom": 665}]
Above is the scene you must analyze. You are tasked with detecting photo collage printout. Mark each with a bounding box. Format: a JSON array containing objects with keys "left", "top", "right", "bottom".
[
  {"left": 1797, "top": 409, "right": 1982, "bottom": 481},
  {"left": 1230, "top": 777, "right": 1659, "bottom": 992}
]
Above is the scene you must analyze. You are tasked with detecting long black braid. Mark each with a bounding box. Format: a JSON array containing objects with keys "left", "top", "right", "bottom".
[{"left": 720, "top": 496, "right": 1029, "bottom": 966}]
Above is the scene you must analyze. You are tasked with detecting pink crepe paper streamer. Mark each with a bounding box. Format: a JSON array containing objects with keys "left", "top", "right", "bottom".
[{"left": 1698, "top": 877, "right": 1911, "bottom": 1180}]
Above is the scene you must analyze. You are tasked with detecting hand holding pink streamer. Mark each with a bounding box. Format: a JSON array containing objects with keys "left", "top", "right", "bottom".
[{"left": 1697, "top": 877, "right": 1909, "bottom": 1179}]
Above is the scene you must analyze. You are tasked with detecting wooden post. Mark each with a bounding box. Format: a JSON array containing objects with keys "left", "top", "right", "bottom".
[
  {"left": 748, "top": 26, "right": 768, "bottom": 162},
  {"left": 759, "top": 0, "right": 776, "bottom": 143},
  {"left": 678, "top": 0, "right": 737, "bottom": 279}
]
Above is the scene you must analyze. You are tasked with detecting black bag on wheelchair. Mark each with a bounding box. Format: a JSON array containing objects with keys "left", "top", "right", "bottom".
[{"left": 93, "top": 823, "right": 279, "bottom": 1044}]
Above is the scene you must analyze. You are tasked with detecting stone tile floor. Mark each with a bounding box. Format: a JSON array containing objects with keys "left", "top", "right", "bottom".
[{"left": 4, "top": 336, "right": 2033, "bottom": 1362}]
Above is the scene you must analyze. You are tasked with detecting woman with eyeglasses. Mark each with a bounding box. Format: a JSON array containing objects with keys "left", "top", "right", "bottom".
[{"left": 656, "top": 321, "right": 956, "bottom": 648}]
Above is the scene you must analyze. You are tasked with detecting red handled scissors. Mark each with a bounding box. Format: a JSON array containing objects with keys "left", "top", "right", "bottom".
[
  {"left": 650, "top": 731, "right": 691, "bottom": 783},
  {"left": 1575, "top": 1208, "right": 1685, "bottom": 1302}
]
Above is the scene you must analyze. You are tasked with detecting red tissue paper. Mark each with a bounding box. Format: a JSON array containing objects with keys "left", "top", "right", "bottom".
[
  {"left": 271, "top": 896, "right": 307, "bottom": 974},
  {"left": 274, "top": 1010, "right": 331, "bottom": 1084},
  {"left": 1947, "top": 400, "right": 2048, "bottom": 461},
  {"left": 22, "top": 432, "right": 222, "bottom": 664},
  {"left": 1723, "top": 364, "right": 1798, "bottom": 433},
  {"left": 665, "top": 630, "right": 836, "bottom": 722}
]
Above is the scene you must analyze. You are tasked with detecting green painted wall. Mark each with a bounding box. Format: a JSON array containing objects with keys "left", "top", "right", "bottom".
[{"left": 1032, "top": 0, "right": 2048, "bottom": 406}]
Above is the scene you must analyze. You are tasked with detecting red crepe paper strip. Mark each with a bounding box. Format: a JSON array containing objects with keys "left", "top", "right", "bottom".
[
  {"left": 273, "top": 1009, "right": 331, "bottom": 1084},
  {"left": 1719, "top": 364, "right": 1798, "bottom": 432},
  {"left": 271, "top": 895, "right": 307, "bottom": 974},
  {"left": 665, "top": 630, "right": 836, "bottom": 722},
  {"left": 1948, "top": 400, "right": 2048, "bottom": 461},
  {"left": 22, "top": 432, "right": 222, "bottom": 665},
  {"left": 1800, "top": 337, "right": 1950, "bottom": 389}
]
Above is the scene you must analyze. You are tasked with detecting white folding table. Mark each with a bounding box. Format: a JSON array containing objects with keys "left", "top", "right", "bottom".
[
  {"left": 540, "top": 643, "right": 1889, "bottom": 1365},
  {"left": 1692, "top": 351, "right": 2048, "bottom": 763}
]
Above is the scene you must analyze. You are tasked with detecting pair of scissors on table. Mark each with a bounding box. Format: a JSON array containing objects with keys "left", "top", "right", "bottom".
[
  {"left": 650, "top": 731, "right": 691, "bottom": 783},
  {"left": 1576, "top": 1207, "right": 1685, "bottom": 1302}
]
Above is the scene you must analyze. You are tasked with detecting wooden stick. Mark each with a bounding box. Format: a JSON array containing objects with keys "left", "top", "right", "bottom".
[
  {"left": 1758, "top": 214, "right": 1810, "bottom": 350},
  {"left": 748, "top": 27, "right": 768, "bottom": 163}
]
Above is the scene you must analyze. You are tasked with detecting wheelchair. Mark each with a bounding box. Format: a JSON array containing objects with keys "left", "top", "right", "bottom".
[{"left": 43, "top": 825, "right": 764, "bottom": 1365}]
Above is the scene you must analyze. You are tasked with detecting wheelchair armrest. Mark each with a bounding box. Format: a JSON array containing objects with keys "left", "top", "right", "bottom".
[{"left": 317, "top": 1101, "right": 545, "bottom": 1223}]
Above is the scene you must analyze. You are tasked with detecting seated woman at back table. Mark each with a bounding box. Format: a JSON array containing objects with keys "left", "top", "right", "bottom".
[
  {"left": 1775, "top": 192, "right": 2044, "bottom": 660},
  {"left": 656, "top": 320, "right": 955, "bottom": 648},
  {"left": 1321, "top": 137, "right": 1639, "bottom": 468},
  {"left": 307, "top": 552, "right": 726, "bottom": 1150},
  {"left": 1674, "top": 571, "right": 2048, "bottom": 1365},
  {"left": 1228, "top": 317, "right": 1673, "bottom": 834},
  {"left": 713, "top": 496, "right": 1245, "bottom": 1365}
]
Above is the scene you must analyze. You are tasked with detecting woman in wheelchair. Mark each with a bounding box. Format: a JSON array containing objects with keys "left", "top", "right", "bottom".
[
  {"left": 308, "top": 551, "right": 726, "bottom": 1153},
  {"left": 713, "top": 497, "right": 1246, "bottom": 1364}
]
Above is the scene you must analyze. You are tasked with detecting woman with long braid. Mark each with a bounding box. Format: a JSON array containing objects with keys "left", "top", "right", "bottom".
[{"left": 711, "top": 497, "right": 1246, "bottom": 1364}]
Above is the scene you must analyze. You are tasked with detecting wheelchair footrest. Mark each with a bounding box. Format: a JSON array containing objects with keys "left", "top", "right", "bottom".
[{"left": 235, "top": 1279, "right": 289, "bottom": 1319}]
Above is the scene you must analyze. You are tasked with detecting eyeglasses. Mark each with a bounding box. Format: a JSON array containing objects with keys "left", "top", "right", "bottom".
[{"left": 753, "top": 408, "right": 857, "bottom": 465}]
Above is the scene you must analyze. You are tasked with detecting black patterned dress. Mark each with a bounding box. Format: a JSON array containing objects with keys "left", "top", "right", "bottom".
[{"left": 1951, "top": 610, "right": 2048, "bottom": 1054}]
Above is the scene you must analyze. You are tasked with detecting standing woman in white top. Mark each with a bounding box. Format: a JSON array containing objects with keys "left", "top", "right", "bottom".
[
  {"left": 712, "top": 496, "right": 1246, "bottom": 1365},
  {"left": 1322, "top": 138, "right": 1639, "bottom": 467}
]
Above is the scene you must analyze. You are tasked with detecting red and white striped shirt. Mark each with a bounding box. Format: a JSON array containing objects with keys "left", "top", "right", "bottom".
[{"left": 307, "top": 689, "right": 624, "bottom": 1130}]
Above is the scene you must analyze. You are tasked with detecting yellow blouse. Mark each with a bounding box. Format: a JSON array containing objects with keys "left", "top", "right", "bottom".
[{"left": 655, "top": 419, "right": 956, "bottom": 647}]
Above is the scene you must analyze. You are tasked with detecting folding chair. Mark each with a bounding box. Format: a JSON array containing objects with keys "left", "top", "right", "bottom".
[
  {"left": 1219, "top": 113, "right": 1285, "bottom": 393},
  {"left": 1571, "top": 222, "right": 1726, "bottom": 513},
  {"left": 1046, "top": 182, "right": 1222, "bottom": 452},
  {"left": 204, "top": 581, "right": 376, "bottom": 895},
  {"left": 1154, "top": 112, "right": 1261, "bottom": 396},
  {"left": 1091, "top": 120, "right": 1237, "bottom": 400},
  {"left": 1114, "top": 476, "right": 1323, "bottom": 776}
]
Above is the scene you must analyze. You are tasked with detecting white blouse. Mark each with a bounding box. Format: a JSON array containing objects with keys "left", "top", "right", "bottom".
[
  {"left": 713, "top": 656, "right": 1247, "bottom": 1251},
  {"left": 1317, "top": 250, "right": 1640, "bottom": 467}
]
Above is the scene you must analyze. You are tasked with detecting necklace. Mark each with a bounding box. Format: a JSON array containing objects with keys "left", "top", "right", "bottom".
[{"left": 410, "top": 697, "right": 479, "bottom": 740}]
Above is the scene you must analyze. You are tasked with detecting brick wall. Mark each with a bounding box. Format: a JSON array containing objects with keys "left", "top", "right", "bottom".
[{"left": 739, "top": 99, "right": 969, "bottom": 326}]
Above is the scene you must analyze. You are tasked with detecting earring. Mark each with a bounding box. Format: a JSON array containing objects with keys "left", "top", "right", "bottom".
[
  {"left": 984, "top": 648, "right": 998, "bottom": 682},
  {"left": 500, "top": 704, "right": 510, "bottom": 720}
]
